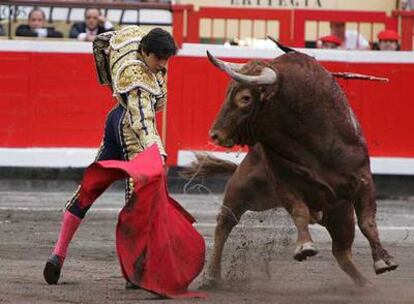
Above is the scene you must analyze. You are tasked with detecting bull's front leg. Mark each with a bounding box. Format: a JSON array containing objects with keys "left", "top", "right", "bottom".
[
  {"left": 355, "top": 171, "right": 398, "bottom": 274},
  {"left": 286, "top": 199, "right": 319, "bottom": 261},
  {"left": 326, "top": 200, "right": 371, "bottom": 287},
  {"left": 203, "top": 205, "right": 243, "bottom": 288}
]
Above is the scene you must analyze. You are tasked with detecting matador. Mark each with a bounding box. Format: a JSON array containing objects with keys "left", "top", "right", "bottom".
[{"left": 43, "top": 26, "right": 178, "bottom": 286}]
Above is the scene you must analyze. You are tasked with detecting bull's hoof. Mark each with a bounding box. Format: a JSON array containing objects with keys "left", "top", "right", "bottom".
[
  {"left": 294, "top": 241, "right": 319, "bottom": 261},
  {"left": 199, "top": 275, "right": 222, "bottom": 290},
  {"left": 356, "top": 278, "right": 374, "bottom": 288},
  {"left": 374, "top": 259, "right": 399, "bottom": 275}
]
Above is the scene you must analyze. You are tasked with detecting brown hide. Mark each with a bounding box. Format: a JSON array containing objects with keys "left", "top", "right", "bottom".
[
  {"left": 205, "top": 49, "right": 397, "bottom": 286},
  {"left": 210, "top": 52, "right": 370, "bottom": 211}
]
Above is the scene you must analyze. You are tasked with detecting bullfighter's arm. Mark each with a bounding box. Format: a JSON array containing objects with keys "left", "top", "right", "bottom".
[
  {"left": 125, "top": 89, "right": 167, "bottom": 158},
  {"left": 154, "top": 72, "right": 167, "bottom": 112}
]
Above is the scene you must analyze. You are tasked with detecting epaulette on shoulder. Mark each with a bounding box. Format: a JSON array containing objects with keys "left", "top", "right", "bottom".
[
  {"left": 110, "top": 26, "right": 147, "bottom": 51},
  {"left": 113, "top": 60, "right": 163, "bottom": 96}
]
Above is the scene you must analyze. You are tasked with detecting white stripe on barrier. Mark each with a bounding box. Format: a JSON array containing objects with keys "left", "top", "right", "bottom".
[
  {"left": 0, "top": 40, "right": 92, "bottom": 53},
  {"left": 177, "top": 150, "right": 414, "bottom": 175},
  {"left": 1, "top": 40, "right": 414, "bottom": 63},
  {"left": 0, "top": 148, "right": 96, "bottom": 167}
]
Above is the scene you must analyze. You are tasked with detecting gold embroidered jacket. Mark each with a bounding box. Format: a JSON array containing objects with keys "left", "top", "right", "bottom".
[{"left": 93, "top": 26, "right": 167, "bottom": 157}]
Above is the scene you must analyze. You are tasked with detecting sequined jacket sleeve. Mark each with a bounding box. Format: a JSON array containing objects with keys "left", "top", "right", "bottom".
[
  {"left": 124, "top": 89, "right": 166, "bottom": 157},
  {"left": 154, "top": 72, "right": 167, "bottom": 112}
]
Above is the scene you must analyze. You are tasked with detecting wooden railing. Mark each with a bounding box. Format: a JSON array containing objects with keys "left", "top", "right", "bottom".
[
  {"left": 393, "top": 10, "right": 414, "bottom": 50},
  {"left": 291, "top": 9, "right": 398, "bottom": 47},
  {"left": 172, "top": 6, "right": 412, "bottom": 50}
]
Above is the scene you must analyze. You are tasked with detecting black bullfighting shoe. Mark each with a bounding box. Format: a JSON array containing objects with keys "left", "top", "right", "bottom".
[{"left": 43, "top": 254, "right": 63, "bottom": 285}]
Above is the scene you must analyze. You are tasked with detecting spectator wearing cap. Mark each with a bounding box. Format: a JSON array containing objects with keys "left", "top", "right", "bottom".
[
  {"left": 15, "top": 8, "right": 63, "bottom": 38},
  {"left": 377, "top": 30, "right": 400, "bottom": 51},
  {"left": 330, "top": 21, "right": 369, "bottom": 50},
  {"left": 69, "top": 8, "right": 114, "bottom": 42},
  {"left": 319, "top": 35, "right": 342, "bottom": 49}
]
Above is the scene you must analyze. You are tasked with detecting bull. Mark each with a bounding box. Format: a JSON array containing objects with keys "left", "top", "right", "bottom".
[{"left": 185, "top": 42, "right": 398, "bottom": 287}]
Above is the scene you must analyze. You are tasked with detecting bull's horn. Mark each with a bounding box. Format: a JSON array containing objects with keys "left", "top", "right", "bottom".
[
  {"left": 266, "top": 36, "right": 296, "bottom": 53},
  {"left": 227, "top": 67, "right": 278, "bottom": 85},
  {"left": 207, "top": 51, "right": 277, "bottom": 85},
  {"left": 206, "top": 50, "right": 245, "bottom": 72}
]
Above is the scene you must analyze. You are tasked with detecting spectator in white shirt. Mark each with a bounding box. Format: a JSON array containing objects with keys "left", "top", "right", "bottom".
[
  {"left": 330, "top": 21, "right": 370, "bottom": 50},
  {"left": 69, "top": 8, "right": 114, "bottom": 42},
  {"left": 401, "top": 0, "right": 414, "bottom": 10}
]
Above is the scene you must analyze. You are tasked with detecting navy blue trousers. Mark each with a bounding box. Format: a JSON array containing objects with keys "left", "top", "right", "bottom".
[{"left": 66, "top": 105, "right": 131, "bottom": 218}]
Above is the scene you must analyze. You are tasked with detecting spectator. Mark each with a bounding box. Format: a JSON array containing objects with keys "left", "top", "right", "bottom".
[
  {"left": 69, "top": 8, "right": 114, "bottom": 41},
  {"left": 330, "top": 21, "right": 369, "bottom": 50},
  {"left": 319, "top": 35, "right": 342, "bottom": 49},
  {"left": 401, "top": 0, "right": 414, "bottom": 10},
  {"left": 15, "top": 8, "right": 63, "bottom": 38},
  {"left": 377, "top": 30, "right": 400, "bottom": 51},
  {"left": 0, "top": 24, "right": 5, "bottom": 36}
]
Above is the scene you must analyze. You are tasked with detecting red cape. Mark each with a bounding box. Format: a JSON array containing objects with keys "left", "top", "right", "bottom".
[{"left": 78, "top": 145, "right": 206, "bottom": 298}]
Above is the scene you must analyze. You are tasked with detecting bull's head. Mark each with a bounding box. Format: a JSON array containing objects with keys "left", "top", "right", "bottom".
[{"left": 207, "top": 51, "right": 278, "bottom": 147}]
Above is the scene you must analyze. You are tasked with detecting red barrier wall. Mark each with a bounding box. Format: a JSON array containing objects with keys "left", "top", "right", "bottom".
[
  {"left": 0, "top": 51, "right": 112, "bottom": 147},
  {"left": 0, "top": 50, "right": 164, "bottom": 149}
]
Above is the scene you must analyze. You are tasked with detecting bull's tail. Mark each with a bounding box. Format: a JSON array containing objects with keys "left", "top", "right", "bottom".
[{"left": 179, "top": 152, "right": 238, "bottom": 179}]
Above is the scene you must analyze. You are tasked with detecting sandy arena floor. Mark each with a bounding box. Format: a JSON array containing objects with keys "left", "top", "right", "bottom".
[{"left": 0, "top": 189, "right": 413, "bottom": 303}]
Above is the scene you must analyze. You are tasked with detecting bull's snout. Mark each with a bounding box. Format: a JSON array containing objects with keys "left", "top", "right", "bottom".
[
  {"left": 209, "top": 130, "right": 220, "bottom": 143},
  {"left": 209, "top": 129, "right": 234, "bottom": 147}
]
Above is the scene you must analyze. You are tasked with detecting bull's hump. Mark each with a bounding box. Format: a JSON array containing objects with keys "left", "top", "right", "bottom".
[
  {"left": 273, "top": 51, "right": 315, "bottom": 63},
  {"left": 272, "top": 53, "right": 323, "bottom": 78}
]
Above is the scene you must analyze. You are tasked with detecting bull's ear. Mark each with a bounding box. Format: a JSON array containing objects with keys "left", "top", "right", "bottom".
[
  {"left": 260, "top": 83, "right": 279, "bottom": 101},
  {"left": 259, "top": 80, "right": 279, "bottom": 102}
]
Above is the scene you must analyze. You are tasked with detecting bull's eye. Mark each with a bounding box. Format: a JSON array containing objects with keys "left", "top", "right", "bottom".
[
  {"left": 237, "top": 95, "right": 252, "bottom": 107},
  {"left": 235, "top": 89, "right": 253, "bottom": 107},
  {"left": 242, "top": 96, "right": 251, "bottom": 103}
]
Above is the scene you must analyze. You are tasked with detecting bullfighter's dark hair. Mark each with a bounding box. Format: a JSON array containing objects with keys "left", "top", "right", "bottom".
[{"left": 139, "top": 28, "right": 178, "bottom": 59}]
